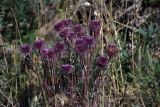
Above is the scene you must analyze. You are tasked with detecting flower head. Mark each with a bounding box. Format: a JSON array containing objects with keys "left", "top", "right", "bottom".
[
  {"left": 97, "top": 55, "right": 109, "bottom": 68},
  {"left": 33, "top": 38, "right": 46, "bottom": 50},
  {"left": 54, "top": 42, "right": 64, "bottom": 53},
  {"left": 74, "top": 35, "right": 95, "bottom": 54},
  {"left": 82, "top": 35, "right": 95, "bottom": 46},
  {"left": 74, "top": 24, "right": 83, "bottom": 33},
  {"left": 61, "top": 64, "right": 74, "bottom": 74},
  {"left": 40, "top": 48, "right": 56, "bottom": 60},
  {"left": 74, "top": 37, "right": 87, "bottom": 54},
  {"left": 107, "top": 44, "right": 119, "bottom": 58},
  {"left": 89, "top": 20, "right": 100, "bottom": 32},
  {"left": 54, "top": 19, "right": 72, "bottom": 32},
  {"left": 20, "top": 44, "right": 32, "bottom": 55},
  {"left": 59, "top": 28, "right": 74, "bottom": 39},
  {"left": 61, "top": 19, "right": 72, "bottom": 26},
  {"left": 77, "top": 31, "right": 86, "bottom": 37}
]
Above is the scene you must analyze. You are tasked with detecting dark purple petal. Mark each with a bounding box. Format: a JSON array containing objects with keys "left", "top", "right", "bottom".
[
  {"left": 107, "top": 44, "right": 119, "bottom": 58},
  {"left": 74, "top": 36, "right": 95, "bottom": 54},
  {"left": 20, "top": 44, "right": 32, "bottom": 55},
  {"left": 59, "top": 28, "right": 74, "bottom": 38},
  {"left": 74, "top": 24, "right": 83, "bottom": 33},
  {"left": 74, "top": 38, "right": 86, "bottom": 54},
  {"left": 75, "top": 44, "right": 87, "bottom": 53},
  {"left": 82, "top": 36, "right": 95, "bottom": 46},
  {"left": 75, "top": 37, "right": 84, "bottom": 45},
  {"left": 54, "top": 21, "right": 65, "bottom": 32},
  {"left": 54, "top": 19, "right": 72, "bottom": 32},
  {"left": 77, "top": 31, "right": 86, "bottom": 37},
  {"left": 68, "top": 31, "right": 76, "bottom": 41},
  {"left": 41, "top": 48, "right": 56, "bottom": 60},
  {"left": 62, "top": 19, "right": 72, "bottom": 26},
  {"left": 33, "top": 38, "right": 46, "bottom": 50},
  {"left": 90, "top": 20, "right": 100, "bottom": 31},
  {"left": 61, "top": 64, "right": 74, "bottom": 74},
  {"left": 54, "top": 42, "right": 64, "bottom": 53},
  {"left": 97, "top": 55, "right": 109, "bottom": 68}
]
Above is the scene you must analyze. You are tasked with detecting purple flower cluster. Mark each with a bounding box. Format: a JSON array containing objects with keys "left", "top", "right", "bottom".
[
  {"left": 20, "top": 37, "right": 65, "bottom": 62},
  {"left": 96, "top": 44, "right": 119, "bottom": 68},
  {"left": 20, "top": 19, "right": 119, "bottom": 74},
  {"left": 53, "top": 19, "right": 98, "bottom": 55},
  {"left": 107, "top": 44, "right": 119, "bottom": 58},
  {"left": 40, "top": 48, "right": 56, "bottom": 60},
  {"left": 74, "top": 36, "right": 95, "bottom": 54},
  {"left": 90, "top": 20, "right": 100, "bottom": 32},
  {"left": 54, "top": 19, "right": 72, "bottom": 32},
  {"left": 33, "top": 38, "right": 46, "bottom": 50},
  {"left": 19, "top": 19, "right": 121, "bottom": 106},
  {"left": 74, "top": 24, "right": 83, "bottom": 33},
  {"left": 59, "top": 28, "right": 75, "bottom": 40},
  {"left": 89, "top": 20, "right": 101, "bottom": 38},
  {"left": 54, "top": 42, "right": 64, "bottom": 53},
  {"left": 20, "top": 44, "right": 32, "bottom": 56},
  {"left": 97, "top": 55, "right": 109, "bottom": 68},
  {"left": 40, "top": 41, "right": 65, "bottom": 61}
]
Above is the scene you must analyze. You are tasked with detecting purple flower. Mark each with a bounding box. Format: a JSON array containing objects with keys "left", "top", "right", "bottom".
[
  {"left": 62, "top": 19, "right": 72, "bottom": 26},
  {"left": 54, "top": 19, "right": 72, "bottom": 32},
  {"left": 97, "top": 55, "right": 109, "bottom": 68},
  {"left": 74, "top": 36, "right": 95, "bottom": 54},
  {"left": 107, "top": 44, "right": 119, "bottom": 58},
  {"left": 75, "top": 44, "right": 87, "bottom": 54},
  {"left": 20, "top": 44, "right": 32, "bottom": 55},
  {"left": 75, "top": 37, "right": 84, "bottom": 45},
  {"left": 89, "top": 20, "right": 100, "bottom": 32},
  {"left": 74, "top": 24, "right": 83, "bottom": 33},
  {"left": 68, "top": 31, "right": 76, "bottom": 41},
  {"left": 61, "top": 64, "right": 74, "bottom": 74},
  {"left": 54, "top": 21, "right": 64, "bottom": 31},
  {"left": 77, "top": 31, "right": 86, "bottom": 37},
  {"left": 82, "top": 36, "right": 95, "bottom": 46},
  {"left": 40, "top": 48, "right": 56, "bottom": 60},
  {"left": 74, "top": 37, "right": 87, "bottom": 54},
  {"left": 54, "top": 42, "right": 64, "bottom": 53},
  {"left": 33, "top": 38, "right": 46, "bottom": 50},
  {"left": 59, "top": 28, "right": 74, "bottom": 39}
]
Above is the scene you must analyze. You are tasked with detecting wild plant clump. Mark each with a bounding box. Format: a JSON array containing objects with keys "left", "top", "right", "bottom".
[{"left": 20, "top": 19, "right": 119, "bottom": 106}]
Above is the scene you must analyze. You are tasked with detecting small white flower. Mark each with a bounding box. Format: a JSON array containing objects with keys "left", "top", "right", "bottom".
[
  {"left": 82, "top": 2, "right": 91, "bottom": 6},
  {"left": 94, "top": 10, "right": 98, "bottom": 16}
]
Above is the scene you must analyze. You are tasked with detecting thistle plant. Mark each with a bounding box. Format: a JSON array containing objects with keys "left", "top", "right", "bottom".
[{"left": 19, "top": 19, "right": 119, "bottom": 107}]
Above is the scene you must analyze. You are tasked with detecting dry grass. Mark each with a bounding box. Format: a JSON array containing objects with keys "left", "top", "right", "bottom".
[{"left": 0, "top": 0, "right": 160, "bottom": 107}]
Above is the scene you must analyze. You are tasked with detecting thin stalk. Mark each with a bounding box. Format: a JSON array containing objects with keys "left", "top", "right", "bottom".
[
  {"left": 11, "top": 8, "right": 22, "bottom": 45},
  {"left": 100, "top": 0, "right": 105, "bottom": 106}
]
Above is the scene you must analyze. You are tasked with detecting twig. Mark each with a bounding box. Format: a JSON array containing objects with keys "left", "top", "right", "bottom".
[{"left": 10, "top": 8, "right": 22, "bottom": 45}]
